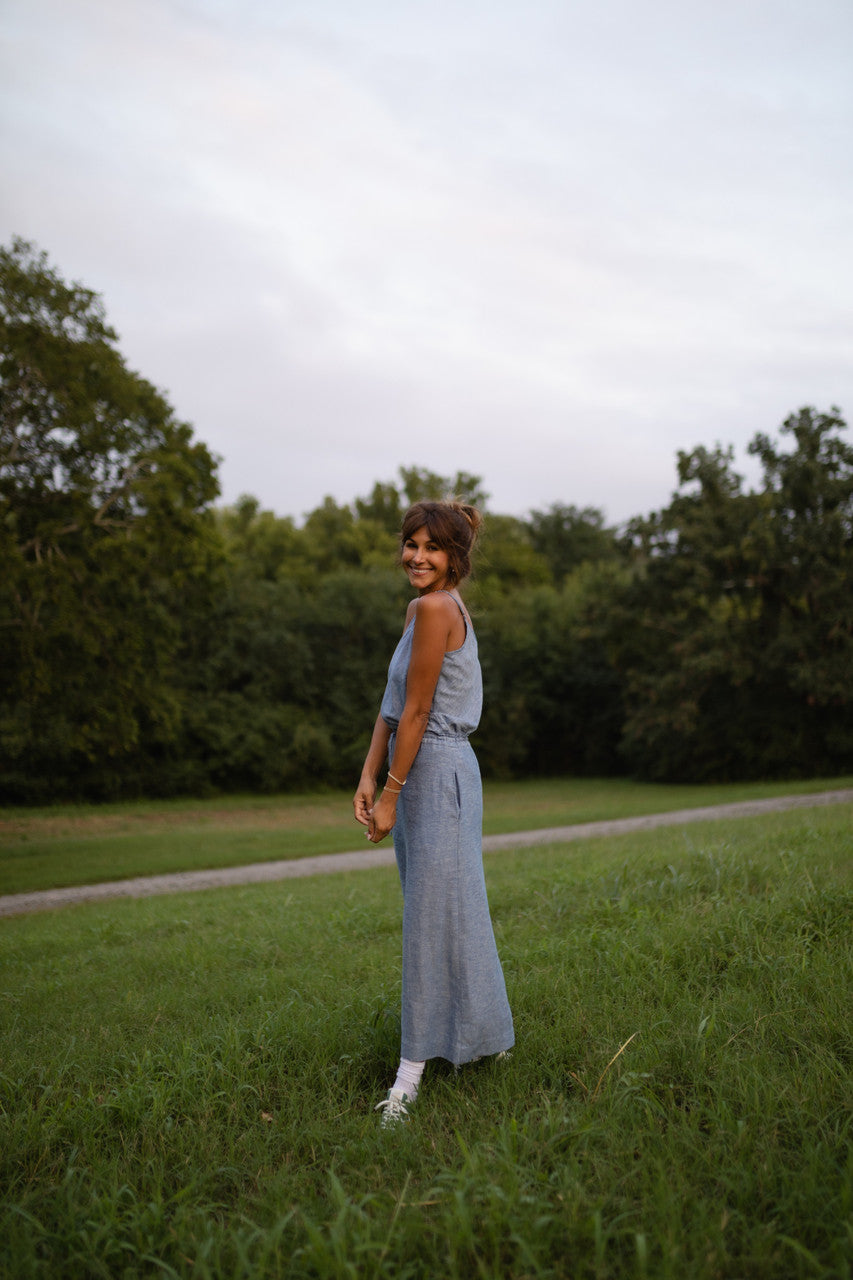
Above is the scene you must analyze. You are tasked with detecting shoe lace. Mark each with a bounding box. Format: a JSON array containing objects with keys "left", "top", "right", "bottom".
[{"left": 375, "top": 1091, "right": 410, "bottom": 1123}]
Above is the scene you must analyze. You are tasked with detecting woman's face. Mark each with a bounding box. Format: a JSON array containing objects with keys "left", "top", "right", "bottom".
[{"left": 401, "top": 525, "right": 451, "bottom": 594}]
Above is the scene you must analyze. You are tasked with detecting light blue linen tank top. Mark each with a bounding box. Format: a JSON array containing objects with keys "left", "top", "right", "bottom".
[{"left": 379, "top": 595, "right": 482, "bottom": 738}]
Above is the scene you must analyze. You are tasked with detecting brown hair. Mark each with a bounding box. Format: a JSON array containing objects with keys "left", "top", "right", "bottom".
[{"left": 399, "top": 500, "right": 483, "bottom": 584}]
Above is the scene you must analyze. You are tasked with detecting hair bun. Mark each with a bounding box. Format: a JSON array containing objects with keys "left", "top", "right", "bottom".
[{"left": 452, "top": 501, "right": 483, "bottom": 534}]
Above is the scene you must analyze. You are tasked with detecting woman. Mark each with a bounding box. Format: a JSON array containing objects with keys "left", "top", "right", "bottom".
[{"left": 353, "top": 500, "right": 514, "bottom": 1126}]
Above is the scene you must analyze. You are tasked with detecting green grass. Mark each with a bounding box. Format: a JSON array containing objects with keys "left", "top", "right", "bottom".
[
  {"left": 2, "top": 774, "right": 852, "bottom": 895},
  {"left": 1, "top": 804, "right": 851, "bottom": 1278}
]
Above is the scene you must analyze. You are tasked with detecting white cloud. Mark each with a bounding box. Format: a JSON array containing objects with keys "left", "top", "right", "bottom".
[{"left": 1, "top": 0, "right": 851, "bottom": 525}]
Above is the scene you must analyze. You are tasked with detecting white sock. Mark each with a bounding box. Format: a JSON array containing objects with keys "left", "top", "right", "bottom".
[{"left": 392, "top": 1057, "right": 426, "bottom": 1101}]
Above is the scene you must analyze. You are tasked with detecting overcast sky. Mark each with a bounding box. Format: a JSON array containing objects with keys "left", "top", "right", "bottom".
[{"left": 2, "top": 0, "right": 851, "bottom": 525}]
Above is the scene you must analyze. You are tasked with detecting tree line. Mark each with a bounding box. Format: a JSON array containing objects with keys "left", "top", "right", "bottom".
[{"left": 2, "top": 238, "right": 852, "bottom": 803}]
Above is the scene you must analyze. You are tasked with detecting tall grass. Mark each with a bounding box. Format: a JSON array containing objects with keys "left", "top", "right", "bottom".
[
  {"left": 1, "top": 805, "right": 851, "bottom": 1278},
  {"left": 2, "top": 773, "right": 852, "bottom": 895}
]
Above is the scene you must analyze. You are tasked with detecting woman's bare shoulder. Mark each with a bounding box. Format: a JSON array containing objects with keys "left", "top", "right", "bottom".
[
  {"left": 413, "top": 591, "right": 458, "bottom": 620},
  {"left": 410, "top": 592, "right": 463, "bottom": 649}
]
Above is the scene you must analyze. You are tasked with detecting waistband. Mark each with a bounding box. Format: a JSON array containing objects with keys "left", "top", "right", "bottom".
[{"left": 389, "top": 727, "right": 472, "bottom": 743}]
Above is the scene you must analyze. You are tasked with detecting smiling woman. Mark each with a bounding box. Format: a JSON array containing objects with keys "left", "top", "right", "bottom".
[{"left": 353, "top": 500, "right": 514, "bottom": 1126}]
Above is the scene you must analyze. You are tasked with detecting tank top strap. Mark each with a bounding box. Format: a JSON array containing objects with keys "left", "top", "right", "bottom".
[{"left": 434, "top": 589, "right": 468, "bottom": 624}]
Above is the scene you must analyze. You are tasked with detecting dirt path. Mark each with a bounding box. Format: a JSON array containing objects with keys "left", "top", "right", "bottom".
[{"left": 1, "top": 788, "right": 851, "bottom": 918}]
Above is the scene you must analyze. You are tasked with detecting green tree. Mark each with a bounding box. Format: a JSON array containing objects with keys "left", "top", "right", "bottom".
[
  {"left": 528, "top": 502, "right": 621, "bottom": 585},
  {"left": 472, "top": 514, "right": 551, "bottom": 600},
  {"left": 0, "top": 238, "right": 221, "bottom": 799},
  {"left": 174, "top": 576, "right": 322, "bottom": 794},
  {"left": 216, "top": 495, "right": 310, "bottom": 584},
  {"left": 398, "top": 466, "right": 489, "bottom": 507},
  {"left": 476, "top": 564, "right": 626, "bottom": 779},
  {"left": 300, "top": 496, "right": 400, "bottom": 575},
  {"left": 615, "top": 408, "right": 853, "bottom": 780},
  {"left": 353, "top": 480, "right": 404, "bottom": 534},
  {"left": 746, "top": 407, "right": 853, "bottom": 756}
]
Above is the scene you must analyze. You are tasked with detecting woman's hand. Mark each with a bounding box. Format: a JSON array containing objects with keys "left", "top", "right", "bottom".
[
  {"left": 366, "top": 789, "right": 398, "bottom": 843},
  {"left": 354, "top": 717, "right": 393, "bottom": 831},
  {"left": 353, "top": 775, "right": 376, "bottom": 827}
]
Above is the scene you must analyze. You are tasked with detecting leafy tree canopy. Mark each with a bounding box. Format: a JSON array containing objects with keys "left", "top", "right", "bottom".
[
  {"left": 528, "top": 502, "right": 620, "bottom": 585},
  {"left": 0, "top": 237, "right": 221, "bottom": 797},
  {"left": 3, "top": 239, "right": 850, "bottom": 799},
  {"left": 216, "top": 466, "right": 499, "bottom": 584},
  {"left": 616, "top": 407, "right": 853, "bottom": 780}
]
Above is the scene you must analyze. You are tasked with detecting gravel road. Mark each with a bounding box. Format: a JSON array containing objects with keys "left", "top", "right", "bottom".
[{"left": 1, "top": 788, "right": 850, "bottom": 918}]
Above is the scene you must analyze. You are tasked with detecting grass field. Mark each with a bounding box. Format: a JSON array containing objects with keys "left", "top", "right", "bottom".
[
  {"left": 1, "top": 773, "right": 852, "bottom": 896},
  {"left": 1, "top": 797, "right": 851, "bottom": 1278}
]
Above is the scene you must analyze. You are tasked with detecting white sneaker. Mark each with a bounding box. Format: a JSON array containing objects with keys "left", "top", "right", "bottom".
[{"left": 374, "top": 1088, "right": 411, "bottom": 1127}]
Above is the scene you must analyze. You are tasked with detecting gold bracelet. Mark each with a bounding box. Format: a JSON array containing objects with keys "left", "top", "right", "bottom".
[
  {"left": 384, "top": 785, "right": 402, "bottom": 795},
  {"left": 387, "top": 771, "right": 407, "bottom": 787}
]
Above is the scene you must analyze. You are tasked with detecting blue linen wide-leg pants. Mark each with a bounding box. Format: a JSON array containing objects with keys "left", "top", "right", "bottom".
[{"left": 391, "top": 732, "right": 514, "bottom": 1066}]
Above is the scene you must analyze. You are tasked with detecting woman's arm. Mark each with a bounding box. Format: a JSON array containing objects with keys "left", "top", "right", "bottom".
[
  {"left": 366, "top": 593, "right": 454, "bottom": 843},
  {"left": 353, "top": 713, "right": 392, "bottom": 827}
]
